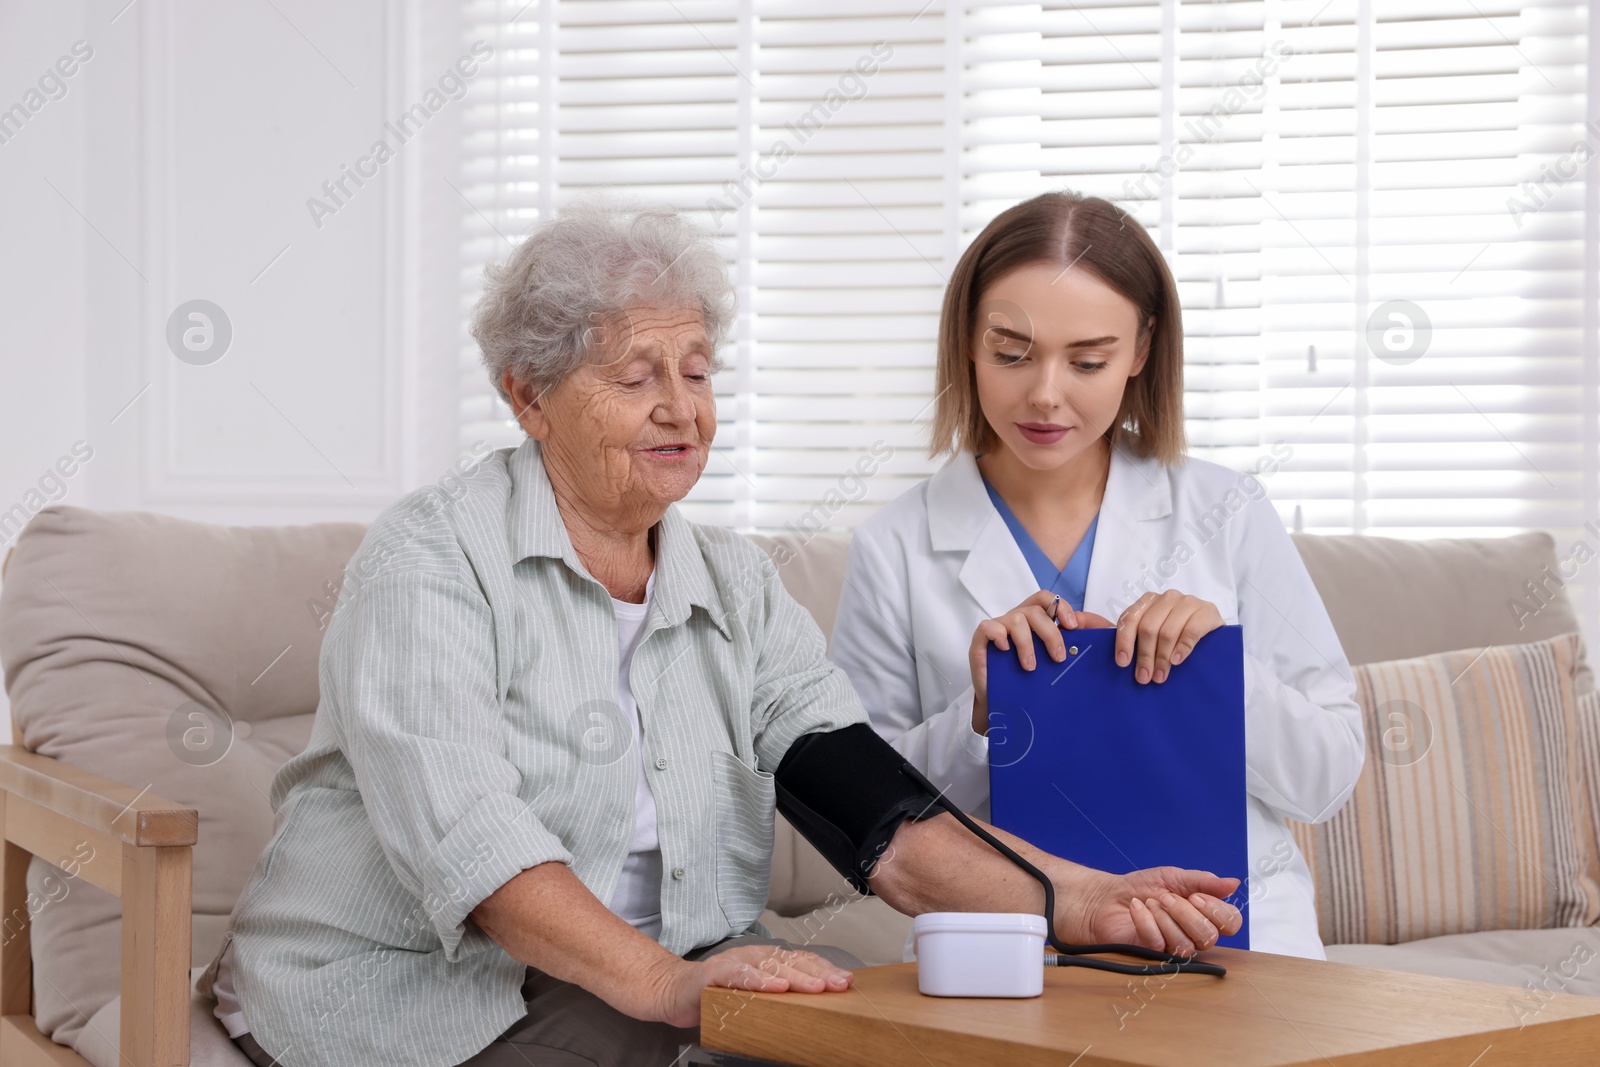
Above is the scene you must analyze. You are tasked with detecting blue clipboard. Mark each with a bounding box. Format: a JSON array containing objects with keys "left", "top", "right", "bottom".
[{"left": 987, "top": 625, "right": 1251, "bottom": 949}]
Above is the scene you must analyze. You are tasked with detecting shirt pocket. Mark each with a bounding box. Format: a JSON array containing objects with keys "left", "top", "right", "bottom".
[{"left": 709, "top": 749, "right": 776, "bottom": 932}]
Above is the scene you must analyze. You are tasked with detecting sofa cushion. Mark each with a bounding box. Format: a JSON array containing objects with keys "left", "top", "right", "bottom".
[
  {"left": 1326, "top": 927, "right": 1600, "bottom": 1013},
  {"left": 1290, "top": 530, "right": 1592, "bottom": 693},
  {"left": 746, "top": 531, "right": 861, "bottom": 916},
  {"left": 73, "top": 967, "right": 252, "bottom": 1067},
  {"left": 745, "top": 531, "right": 853, "bottom": 649},
  {"left": 0, "top": 506, "right": 364, "bottom": 1050},
  {"left": 1290, "top": 632, "right": 1598, "bottom": 945},
  {"left": 1577, "top": 688, "right": 1600, "bottom": 911}
]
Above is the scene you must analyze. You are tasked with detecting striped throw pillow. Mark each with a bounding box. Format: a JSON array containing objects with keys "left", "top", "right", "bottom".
[
  {"left": 1289, "top": 632, "right": 1599, "bottom": 946},
  {"left": 1577, "top": 685, "right": 1600, "bottom": 899}
]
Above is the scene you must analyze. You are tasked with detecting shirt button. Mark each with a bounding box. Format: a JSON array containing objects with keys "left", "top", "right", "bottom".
[
  {"left": 654, "top": 757, "right": 668, "bottom": 770},
  {"left": 672, "top": 866, "right": 686, "bottom": 880}
]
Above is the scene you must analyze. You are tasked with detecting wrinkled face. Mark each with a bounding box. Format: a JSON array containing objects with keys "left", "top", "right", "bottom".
[
  {"left": 971, "top": 261, "right": 1150, "bottom": 470},
  {"left": 524, "top": 305, "right": 717, "bottom": 515}
]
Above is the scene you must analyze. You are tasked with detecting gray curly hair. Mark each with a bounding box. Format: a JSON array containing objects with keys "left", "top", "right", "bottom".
[{"left": 471, "top": 199, "right": 735, "bottom": 406}]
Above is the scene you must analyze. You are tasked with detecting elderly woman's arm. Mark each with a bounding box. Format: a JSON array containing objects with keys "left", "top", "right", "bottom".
[
  {"left": 868, "top": 813, "right": 1241, "bottom": 954},
  {"left": 331, "top": 543, "right": 851, "bottom": 1028},
  {"left": 325, "top": 561, "right": 580, "bottom": 962},
  {"left": 470, "top": 863, "right": 852, "bottom": 1028}
]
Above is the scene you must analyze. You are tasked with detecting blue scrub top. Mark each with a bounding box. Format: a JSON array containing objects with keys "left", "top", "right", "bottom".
[{"left": 980, "top": 473, "right": 1099, "bottom": 611}]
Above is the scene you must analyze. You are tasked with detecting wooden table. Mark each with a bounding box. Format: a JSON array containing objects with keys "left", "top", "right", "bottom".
[{"left": 700, "top": 947, "right": 1600, "bottom": 1066}]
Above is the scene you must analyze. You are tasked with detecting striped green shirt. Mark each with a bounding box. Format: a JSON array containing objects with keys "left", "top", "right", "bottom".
[{"left": 213, "top": 437, "right": 867, "bottom": 1067}]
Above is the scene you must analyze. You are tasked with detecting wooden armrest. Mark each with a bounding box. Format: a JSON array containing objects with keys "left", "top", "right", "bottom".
[
  {"left": 0, "top": 747, "right": 193, "bottom": 1066},
  {"left": 0, "top": 747, "right": 195, "bottom": 848}
]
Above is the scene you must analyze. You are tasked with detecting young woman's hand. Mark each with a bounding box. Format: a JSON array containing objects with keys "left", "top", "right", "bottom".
[
  {"left": 1113, "top": 590, "right": 1224, "bottom": 685},
  {"left": 968, "top": 591, "right": 1114, "bottom": 733}
]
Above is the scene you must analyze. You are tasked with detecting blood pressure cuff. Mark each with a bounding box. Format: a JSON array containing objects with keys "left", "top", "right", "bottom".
[{"left": 773, "top": 722, "right": 944, "bottom": 895}]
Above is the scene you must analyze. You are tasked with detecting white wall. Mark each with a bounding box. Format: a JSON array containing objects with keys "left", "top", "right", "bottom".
[
  {"left": 0, "top": 0, "right": 466, "bottom": 736},
  {"left": 0, "top": 1, "right": 92, "bottom": 739}
]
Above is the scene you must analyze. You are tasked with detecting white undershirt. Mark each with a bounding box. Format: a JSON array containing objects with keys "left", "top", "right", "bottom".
[
  {"left": 607, "top": 568, "right": 663, "bottom": 938},
  {"left": 214, "top": 568, "right": 664, "bottom": 1037},
  {"left": 213, "top": 941, "right": 248, "bottom": 1039}
]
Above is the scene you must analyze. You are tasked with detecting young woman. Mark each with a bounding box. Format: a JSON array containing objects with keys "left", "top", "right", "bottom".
[{"left": 830, "top": 191, "right": 1364, "bottom": 959}]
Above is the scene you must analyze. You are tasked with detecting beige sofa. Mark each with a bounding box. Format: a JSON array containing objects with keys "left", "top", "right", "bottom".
[{"left": 0, "top": 505, "right": 1595, "bottom": 1066}]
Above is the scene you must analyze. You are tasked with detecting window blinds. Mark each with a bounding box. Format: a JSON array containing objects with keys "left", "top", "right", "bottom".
[
  {"left": 454, "top": 2, "right": 1597, "bottom": 618},
  {"left": 457, "top": 0, "right": 952, "bottom": 532},
  {"left": 1255, "top": 0, "right": 1589, "bottom": 540}
]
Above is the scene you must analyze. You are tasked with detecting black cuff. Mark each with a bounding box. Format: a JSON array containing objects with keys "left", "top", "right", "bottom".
[{"left": 773, "top": 723, "right": 942, "bottom": 895}]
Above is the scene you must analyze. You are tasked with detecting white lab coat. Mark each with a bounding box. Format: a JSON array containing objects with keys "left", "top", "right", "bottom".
[{"left": 829, "top": 447, "right": 1365, "bottom": 959}]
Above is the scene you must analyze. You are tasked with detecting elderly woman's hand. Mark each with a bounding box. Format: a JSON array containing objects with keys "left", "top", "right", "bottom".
[
  {"left": 1071, "top": 866, "right": 1242, "bottom": 956},
  {"left": 650, "top": 945, "right": 854, "bottom": 1028}
]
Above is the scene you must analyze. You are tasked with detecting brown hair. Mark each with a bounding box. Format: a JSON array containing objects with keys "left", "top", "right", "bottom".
[{"left": 929, "top": 191, "right": 1186, "bottom": 464}]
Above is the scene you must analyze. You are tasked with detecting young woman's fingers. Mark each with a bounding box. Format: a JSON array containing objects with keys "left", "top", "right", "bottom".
[
  {"left": 1150, "top": 604, "right": 1198, "bottom": 682},
  {"left": 979, "top": 618, "right": 1010, "bottom": 651},
  {"left": 1024, "top": 604, "right": 1067, "bottom": 662},
  {"left": 1130, "top": 593, "right": 1178, "bottom": 684},
  {"left": 1005, "top": 612, "right": 1038, "bottom": 669},
  {"left": 1024, "top": 590, "right": 1080, "bottom": 632},
  {"left": 1024, "top": 589, "right": 1057, "bottom": 612},
  {"left": 1114, "top": 595, "right": 1154, "bottom": 668},
  {"left": 1160, "top": 601, "right": 1224, "bottom": 678},
  {"left": 1162, "top": 613, "right": 1214, "bottom": 679},
  {"left": 969, "top": 619, "right": 1010, "bottom": 689},
  {"left": 1168, "top": 624, "right": 1200, "bottom": 669}
]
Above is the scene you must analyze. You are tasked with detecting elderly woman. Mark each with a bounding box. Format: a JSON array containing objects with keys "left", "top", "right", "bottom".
[{"left": 203, "top": 203, "right": 1242, "bottom": 1067}]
